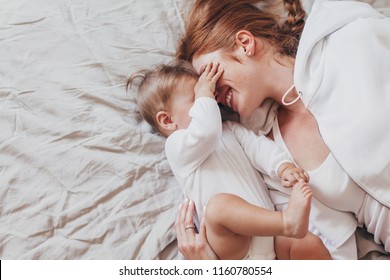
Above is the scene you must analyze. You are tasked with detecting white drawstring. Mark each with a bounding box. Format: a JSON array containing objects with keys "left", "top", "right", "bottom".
[{"left": 281, "top": 85, "right": 301, "bottom": 106}]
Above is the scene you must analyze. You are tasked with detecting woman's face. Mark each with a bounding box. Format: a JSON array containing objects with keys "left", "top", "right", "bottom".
[{"left": 192, "top": 50, "right": 265, "bottom": 117}]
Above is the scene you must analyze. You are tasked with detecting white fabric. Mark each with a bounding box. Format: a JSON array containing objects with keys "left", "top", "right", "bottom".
[
  {"left": 241, "top": 0, "right": 390, "bottom": 260},
  {"left": 241, "top": 0, "right": 390, "bottom": 135},
  {"left": 294, "top": 0, "right": 390, "bottom": 207},
  {"left": 0, "top": 0, "right": 188, "bottom": 260},
  {"left": 358, "top": 195, "right": 390, "bottom": 251},
  {"left": 271, "top": 111, "right": 390, "bottom": 255},
  {"left": 315, "top": 229, "right": 359, "bottom": 260},
  {"left": 307, "top": 154, "right": 365, "bottom": 214},
  {"left": 270, "top": 120, "right": 358, "bottom": 252},
  {"left": 245, "top": 237, "right": 277, "bottom": 260},
  {"left": 165, "top": 97, "right": 277, "bottom": 259},
  {"left": 226, "top": 121, "right": 290, "bottom": 180}
]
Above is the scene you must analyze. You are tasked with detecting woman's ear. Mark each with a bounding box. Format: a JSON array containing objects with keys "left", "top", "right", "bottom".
[
  {"left": 156, "top": 111, "right": 177, "bottom": 132},
  {"left": 235, "top": 30, "right": 256, "bottom": 57}
]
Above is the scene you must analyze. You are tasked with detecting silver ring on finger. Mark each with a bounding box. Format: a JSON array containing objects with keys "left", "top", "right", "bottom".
[{"left": 185, "top": 225, "right": 196, "bottom": 230}]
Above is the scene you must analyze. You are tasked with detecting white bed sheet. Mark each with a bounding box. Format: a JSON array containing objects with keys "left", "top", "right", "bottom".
[
  {"left": 0, "top": 0, "right": 389, "bottom": 260},
  {"left": 0, "top": 0, "right": 187, "bottom": 259}
]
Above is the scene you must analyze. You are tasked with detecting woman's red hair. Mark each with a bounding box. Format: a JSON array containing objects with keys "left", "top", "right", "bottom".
[{"left": 177, "top": 0, "right": 306, "bottom": 61}]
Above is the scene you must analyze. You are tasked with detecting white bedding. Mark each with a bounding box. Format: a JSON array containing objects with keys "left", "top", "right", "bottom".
[{"left": 0, "top": 0, "right": 389, "bottom": 260}]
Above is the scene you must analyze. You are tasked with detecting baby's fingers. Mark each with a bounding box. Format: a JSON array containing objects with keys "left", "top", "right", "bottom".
[
  {"left": 206, "top": 62, "right": 223, "bottom": 81},
  {"left": 304, "top": 171, "right": 310, "bottom": 182},
  {"left": 294, "top": 169, "right": 309, "bottom": 183},
  {"left": 284, "top": 172, "right": 299, "bottom": 184},
  {"left": 201, "top": 63, "right": 213, "bottom": 77},
  {"left": 282, "top": 179, "right": 293, "bottom": 188},
  {"left": 213, "top": 65, "right": 224, "bottom": 81},
  {"left": 293, "top": 172, "right": 304, "bottom": 183},
  {"left": 208, "top": 62, "right": 218, "bottom": 76}
]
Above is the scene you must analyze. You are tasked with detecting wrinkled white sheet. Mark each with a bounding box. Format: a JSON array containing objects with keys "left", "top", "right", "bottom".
[
  {"left": 0, "top": 0, "right": 188, "bottom": 259},
  {"left": 0, "top": 0, "right": 389, "bottom": 260}
]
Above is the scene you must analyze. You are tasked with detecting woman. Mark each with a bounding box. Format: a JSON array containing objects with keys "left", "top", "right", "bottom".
[{"left": 175, "top": 0, "right": 390, "bottom": 259}]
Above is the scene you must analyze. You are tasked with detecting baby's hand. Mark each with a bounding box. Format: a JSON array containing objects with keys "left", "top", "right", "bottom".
[
  {"left": 194, "top": 62, "right": 224, "bottom": 99},
  {"left": 279, "top": 162, "right": 309, "bottom": 188}
]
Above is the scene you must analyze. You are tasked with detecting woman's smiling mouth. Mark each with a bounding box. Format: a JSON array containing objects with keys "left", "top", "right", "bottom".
[{"left": 217, "top": 87, "right": 235, "bottom": 111}]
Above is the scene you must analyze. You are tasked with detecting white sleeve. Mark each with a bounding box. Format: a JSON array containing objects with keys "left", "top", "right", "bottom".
[
  {"left": 226, "top": 121, "right": 290, "bottom": 179},
  {"left": 165, "top": 97, "right": 222, "bottom": 177}
]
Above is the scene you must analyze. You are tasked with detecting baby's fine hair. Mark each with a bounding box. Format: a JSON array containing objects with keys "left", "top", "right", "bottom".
[{"left": 127, "top": 60, "right": 198, "bottom": 134}]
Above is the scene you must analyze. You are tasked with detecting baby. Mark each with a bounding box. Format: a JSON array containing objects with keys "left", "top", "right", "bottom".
[{"left": 129, "top": 61, "right": 320, "bottom": 260}]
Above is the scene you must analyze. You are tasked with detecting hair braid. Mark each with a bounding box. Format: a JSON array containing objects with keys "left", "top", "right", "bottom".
[{"left": 280, "top": 0, "right": 306, "bottom": 56}]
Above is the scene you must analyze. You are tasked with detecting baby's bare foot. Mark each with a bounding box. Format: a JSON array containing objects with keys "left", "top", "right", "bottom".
[{"left": 282, "top": 180, "right": 312, "bottom": 238}]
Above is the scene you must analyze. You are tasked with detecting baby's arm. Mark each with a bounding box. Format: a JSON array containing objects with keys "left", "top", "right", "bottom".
[
  {"left": 165, "top": 63, "right": 224, "bottom": 176},
  {"left": 227, "top": 121, "right": 308, "bottom": 186}
]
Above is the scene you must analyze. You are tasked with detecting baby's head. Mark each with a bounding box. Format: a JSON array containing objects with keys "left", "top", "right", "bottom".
[{"left": 128, "top": 61, "right": 199, "bottom": 137}]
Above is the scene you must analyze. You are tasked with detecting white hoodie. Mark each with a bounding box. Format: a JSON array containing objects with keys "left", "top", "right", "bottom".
[{"left": 294, "top": 0, "right": 390, "bottom": 207}]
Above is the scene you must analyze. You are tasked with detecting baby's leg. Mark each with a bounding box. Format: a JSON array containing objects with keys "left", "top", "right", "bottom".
[
  {"left": 275, "top": 233, "right": 332, "bottom": 260},
  {"left": 205, "top": 194, "right": 251, "bottom": 260},
  {"left": 205, "top": 185, "right": 312, "bottom": 259}
]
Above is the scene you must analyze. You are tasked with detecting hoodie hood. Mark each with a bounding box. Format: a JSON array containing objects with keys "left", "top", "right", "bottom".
[{"left": 294, "top": 0, "right": 384, "bottom": 107}]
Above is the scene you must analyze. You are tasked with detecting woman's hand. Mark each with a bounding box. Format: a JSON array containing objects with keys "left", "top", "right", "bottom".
[{"left": 175, "top": 199, "right": 218, "bottom": 260}]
